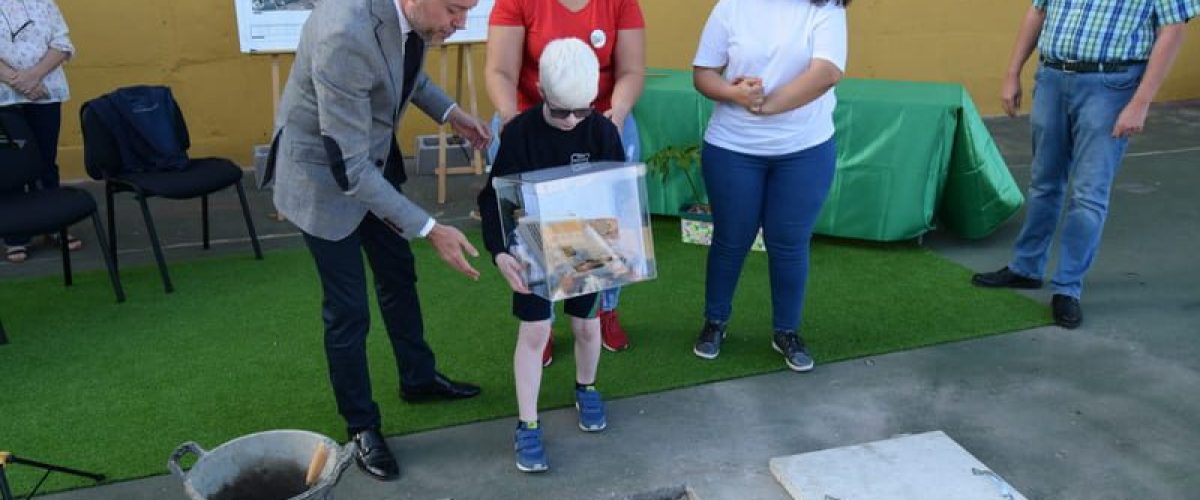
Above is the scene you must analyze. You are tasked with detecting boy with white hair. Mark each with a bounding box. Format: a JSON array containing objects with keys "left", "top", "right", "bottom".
[{"left": 477, "top": 37, "right": 625, "bottom": 473}]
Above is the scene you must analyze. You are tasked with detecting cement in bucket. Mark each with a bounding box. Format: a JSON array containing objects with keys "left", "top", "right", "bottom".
[{"left": 168, "top": 429, "right": 354, "bottom": 500}]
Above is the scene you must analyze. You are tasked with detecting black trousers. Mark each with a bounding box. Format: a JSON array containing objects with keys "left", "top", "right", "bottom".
[
  {"left": 302, "top": 212, "right": 436, "bottom": 434},
  {"left": 3, "top": 102, "right": 62, "bottom": 246}
]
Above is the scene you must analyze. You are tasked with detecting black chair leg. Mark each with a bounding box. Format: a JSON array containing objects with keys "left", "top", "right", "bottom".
[
  {"left": 202, "top": 194, "right": 210, "bottom": 250},
  {"left": 106, "top": 183, "right": 118, "bottom": 273},
  {"left": 60, "top": 228, "right": 72, "bottom": 287},
  {"left": 91, "top": 213, "right": 126, "bottom": 303},
  {"left": 235, "top": 181, "right": 263, "bottom": 260},
  {"left": 136, "top": 195, "right": 174, "bottom": 293},
  {"left": 0, "top": 317, "right": 7, "bottom": 345}
]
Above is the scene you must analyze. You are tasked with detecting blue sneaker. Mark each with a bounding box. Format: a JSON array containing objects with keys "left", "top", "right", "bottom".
[
  {"left": 514, "top": 421, "right": 549, "bottom": 473},
  {"left": 575, "top": 386, "right": 607, "bottom": 432},
  {"left": 772, "top": 330, "right": 815, "bottom": 372}
]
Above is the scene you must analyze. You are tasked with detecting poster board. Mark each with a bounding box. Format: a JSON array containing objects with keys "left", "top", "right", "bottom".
[
  {"left": 234, "top": 0, "right": 317, "bottom": 54},
  {"left": 445, "top": 0, "right": 494, "bottom": 45},
  {"left": 233, "top": 0, "right": 494, "bottom": 53}
]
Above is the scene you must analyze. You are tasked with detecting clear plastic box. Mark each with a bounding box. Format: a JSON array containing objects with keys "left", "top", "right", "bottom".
[{"left": 493, "top": 161, "right": 657, "bottom": 301}]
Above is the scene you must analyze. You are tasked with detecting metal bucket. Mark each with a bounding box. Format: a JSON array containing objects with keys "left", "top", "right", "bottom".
[{"left": 168, "top": 430, "right": 354, "bottom": 500}]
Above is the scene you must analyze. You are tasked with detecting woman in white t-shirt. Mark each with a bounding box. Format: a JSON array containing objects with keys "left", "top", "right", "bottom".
[{"left": 689, "top": 0, "right": 848, "bottom": 372}]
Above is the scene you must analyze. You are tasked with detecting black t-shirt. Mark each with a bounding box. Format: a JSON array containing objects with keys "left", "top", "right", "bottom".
[{"left": 477, "top": 104, "right": 625, "bottom": 261}]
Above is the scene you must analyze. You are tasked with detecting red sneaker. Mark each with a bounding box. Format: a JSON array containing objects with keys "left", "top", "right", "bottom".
[
  {"left": 600, "top": 310, "right": 630, "bottom": 352},
  {"left": 542, "top": 334, "right": 554, "bottom": 367}
]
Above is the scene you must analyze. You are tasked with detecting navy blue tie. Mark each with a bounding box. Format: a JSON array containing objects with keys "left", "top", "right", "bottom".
[
  {"left": 400, "top": 33, "right": 424, "bottom": 104},
  {"left": 385, "top": 33, "right": 425, "bottom": 187}
]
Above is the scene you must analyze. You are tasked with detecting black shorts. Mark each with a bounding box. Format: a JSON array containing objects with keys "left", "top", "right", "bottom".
[{"left": 512, "top": 291, "right": 599, "bottom": 322}]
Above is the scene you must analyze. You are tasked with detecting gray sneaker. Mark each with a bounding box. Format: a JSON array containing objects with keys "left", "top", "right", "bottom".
[
  {"left": 692, "top": 320, "right": 727, "bottom": 360},
  {"left": 771, "top": 330, "right": 814, "bottom": 372}
]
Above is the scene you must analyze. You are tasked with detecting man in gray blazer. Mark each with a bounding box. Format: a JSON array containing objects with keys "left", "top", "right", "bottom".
[{"left": 263, "top": 0, "right": 490, "bottom": 481}]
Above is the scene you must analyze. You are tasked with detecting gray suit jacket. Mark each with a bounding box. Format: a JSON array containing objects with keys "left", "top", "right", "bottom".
[{"left": 265, "top": 0, "right": 455, "bottom": 241}]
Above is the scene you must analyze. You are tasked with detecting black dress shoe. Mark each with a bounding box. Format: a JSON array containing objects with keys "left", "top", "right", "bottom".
[
  {"left": 400, "top": 372, "right": 481, "bottom": 402},
  {"left": 1052, "top": 294, "right": 1082, "bottom": 329},
  {"left": 351, "top": 428, "right": 400, "bottom": 481},
  {"left": 971, "top": 266, "right": 1043, "bottom": 289}
]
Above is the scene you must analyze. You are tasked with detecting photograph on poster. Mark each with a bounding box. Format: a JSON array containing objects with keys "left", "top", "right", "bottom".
[
  {"left": 234, "top": 0, "right": 491, "bottom": 53},
  {"left": 251, "top": 0, "right": 317, "bottom": 13},
  {"left": 233, "top": 0, "right": 318, "bottom": 53},
  {"left": 444, "top": 0, "right": 494, "bottom": 44}
]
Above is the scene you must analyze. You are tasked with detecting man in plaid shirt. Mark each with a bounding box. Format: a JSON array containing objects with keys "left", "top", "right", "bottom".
[{"left": 973, "top": 0, "right": 1198, "bottom": 328}]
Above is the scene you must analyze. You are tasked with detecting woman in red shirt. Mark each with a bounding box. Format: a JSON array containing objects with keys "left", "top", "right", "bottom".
[
  {"left": 485, "top": 0, "right": 646, "bottom": 362},
  {"left": 487, "top": 0, "right": 644, "bottom": 130}
]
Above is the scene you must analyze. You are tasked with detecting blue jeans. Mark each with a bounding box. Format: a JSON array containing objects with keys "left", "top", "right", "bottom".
[
  {"left": 600, "top": 287, "right": 619, "bottom": 312},
  {"left": 491, "top": 112, "right": 639, "bottom": 314},
  {"left": 1009, "top": 64, "right": 1145, "bottom": 299},
  {"left": 701, "top": 139, "right": 836, "bottom": 331}
]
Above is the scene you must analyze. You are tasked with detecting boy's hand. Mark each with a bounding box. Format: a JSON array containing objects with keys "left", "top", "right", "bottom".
[{"left": 495, "top": 253, "right": 530, "bottom": 294}]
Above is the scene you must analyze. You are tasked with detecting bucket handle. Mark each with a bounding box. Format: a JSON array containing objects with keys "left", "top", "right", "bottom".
[{"left": 167, "top": 441, "right": 208, "bottom": 480}]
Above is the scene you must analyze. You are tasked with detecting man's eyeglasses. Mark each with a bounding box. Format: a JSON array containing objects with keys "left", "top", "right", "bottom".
[{"left": 545, "top": 104, "right": 593, "bottom": 120}]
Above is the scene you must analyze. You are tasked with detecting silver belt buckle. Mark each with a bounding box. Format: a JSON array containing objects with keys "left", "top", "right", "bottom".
[{"left": 1062, "top": 59, "right": 1079, "bottom": 73}]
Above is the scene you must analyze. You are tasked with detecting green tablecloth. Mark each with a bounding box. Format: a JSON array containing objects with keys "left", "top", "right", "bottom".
[{"left": 632, "top": 69, "right": 1023, "bottom": 241}]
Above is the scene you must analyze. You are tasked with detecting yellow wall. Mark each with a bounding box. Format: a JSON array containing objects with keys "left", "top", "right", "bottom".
[{"left": 53, "top": 0, "right": 1200, "bottom": 181}]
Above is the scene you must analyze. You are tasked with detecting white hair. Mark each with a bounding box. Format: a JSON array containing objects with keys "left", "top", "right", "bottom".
[{"left": 538, "top": 38, "right": 599, "bottom": 110}]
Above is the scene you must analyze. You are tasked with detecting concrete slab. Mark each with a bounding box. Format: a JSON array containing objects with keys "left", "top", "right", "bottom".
[{"left": 769, "top": 431, "right": 1027, "bottom": 500}]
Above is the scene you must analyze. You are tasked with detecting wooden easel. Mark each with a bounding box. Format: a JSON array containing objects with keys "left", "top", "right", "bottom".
[
  {"left": 260, "top": 46, "right": 483, "bottom": 205},
  {"left": 265, "top": 52, "right": 287, "bottom": 221},
  {"left": 269, "top": 53, "right": 283, "bottom": 117},
  {"left": 435, "top": 42, "right": 485, "bottom": 204}
]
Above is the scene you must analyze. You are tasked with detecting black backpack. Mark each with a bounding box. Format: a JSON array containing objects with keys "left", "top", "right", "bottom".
[{"left": 81, "top": 86, "right": 190, "bottom": 177}]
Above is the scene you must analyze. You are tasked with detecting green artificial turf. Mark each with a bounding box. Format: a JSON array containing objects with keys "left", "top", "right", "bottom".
[{"left": 0, "top": 218, "right": 1048, "bottom": 494}]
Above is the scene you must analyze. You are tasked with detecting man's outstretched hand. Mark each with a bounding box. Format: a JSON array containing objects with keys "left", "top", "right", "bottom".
[
  {"left": 427, "top": 223, "right": 480, "bottom": 280},
  {"left": 447, "top": 107, "right": 492, "bottom": 151}
]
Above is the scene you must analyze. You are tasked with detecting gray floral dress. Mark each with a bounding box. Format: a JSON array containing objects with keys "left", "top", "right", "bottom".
[{"left": 0, "top": 0, "right": 74, "bottom": 105}]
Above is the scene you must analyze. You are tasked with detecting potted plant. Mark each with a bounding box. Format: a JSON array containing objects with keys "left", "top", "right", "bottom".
[{"left": 645, "top": 144, "right": 764, "bottom": 251}]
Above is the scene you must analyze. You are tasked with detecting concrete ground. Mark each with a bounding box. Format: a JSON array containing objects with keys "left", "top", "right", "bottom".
[{"left": 4, "top": 101, "right": 1198, "bottom": 500}]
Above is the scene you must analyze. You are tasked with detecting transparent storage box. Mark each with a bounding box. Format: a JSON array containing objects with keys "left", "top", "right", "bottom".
[{"left": 493, "top": 161, "right": 657, "bottom": 301}]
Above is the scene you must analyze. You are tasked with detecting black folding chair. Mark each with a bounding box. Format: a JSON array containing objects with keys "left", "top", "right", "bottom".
[
  {"left": 80, "top": 90, "right": 262, "bottom": 293},
  {"left": 0, "top": 108, "right": 124, "bottom": 306}
]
